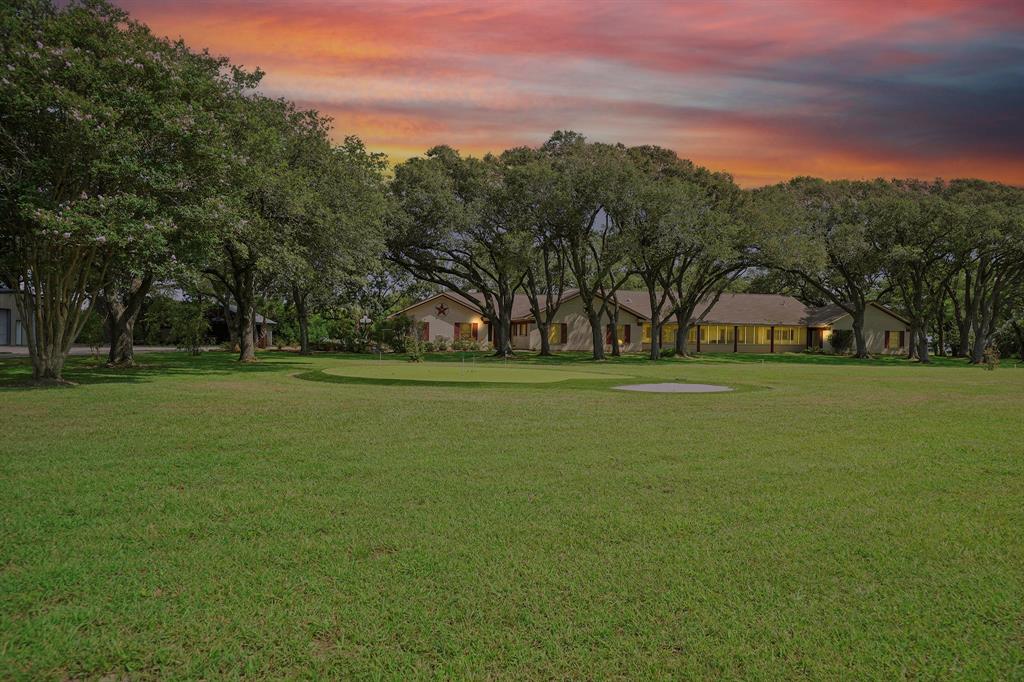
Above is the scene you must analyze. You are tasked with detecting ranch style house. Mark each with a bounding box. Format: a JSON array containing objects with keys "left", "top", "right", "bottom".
[{"left": 392, "top": 290, "right": 913, "bottom": 355}]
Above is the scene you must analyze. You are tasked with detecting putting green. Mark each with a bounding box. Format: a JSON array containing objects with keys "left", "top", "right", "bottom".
[{"left": 323, "top": 362, "right": 624, "bottom": 384}]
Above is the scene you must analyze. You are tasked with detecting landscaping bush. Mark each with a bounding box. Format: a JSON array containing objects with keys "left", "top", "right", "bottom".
[
  {"left": 405, "top": 334, "right": 424, "bottom": 362},
  {"left": 829, "top": 329, "right": 854, "bottom": 354},
  {"left": 433, "top": 335, "right": 451, "bottom": 352},
  {"left": 659, "top": 348, "right": 676, "bottom": 358},
  {"left": 452, "top": 338, "right": 481, "bottom": 351},
  {"left": 983, "top": 346, "right": 1000, "bottom": 371}
]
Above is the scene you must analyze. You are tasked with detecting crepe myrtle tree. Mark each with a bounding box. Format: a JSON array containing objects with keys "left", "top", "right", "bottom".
[
  {"left": 0, "top": 0, "right": 246, "bottom": 381},
  {"left": 754, "top": 178, "right": 887, "bottom": 359},
  {"left": 93, "top": 33, "right": 247, "bottom": 367},
  {"left": 388, "top": 146, "right": 532, "bottom": 356}
]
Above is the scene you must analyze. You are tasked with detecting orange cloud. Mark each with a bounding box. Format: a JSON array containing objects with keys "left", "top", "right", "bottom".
[{"left": 120, "top": 0, "right": 1024, "bottom": 187}]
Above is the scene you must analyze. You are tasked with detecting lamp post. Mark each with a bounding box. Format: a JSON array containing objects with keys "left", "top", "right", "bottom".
[{"left": 360, "top": 315, "right": 378, "bottom": 361}]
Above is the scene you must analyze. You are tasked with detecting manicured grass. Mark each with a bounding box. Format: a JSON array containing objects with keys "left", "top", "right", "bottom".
[
  {"left": 1, "top": 350, "right": 1023, "bottom": 678},
  {"left": 321, "top": 360, "right": 626, "bottom": 384}
]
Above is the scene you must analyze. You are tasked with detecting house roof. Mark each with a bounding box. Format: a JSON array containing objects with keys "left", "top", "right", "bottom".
[
  {"left": 804, "top": 303, "right": 848, "bottom": 326},
  {"left": 394, "top": 289, "right": 909, "bottom": 328}
]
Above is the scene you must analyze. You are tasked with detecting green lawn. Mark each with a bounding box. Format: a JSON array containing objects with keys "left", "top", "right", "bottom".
[{"left": 1, "top": 350, "right": 1022, "bottom": 678}]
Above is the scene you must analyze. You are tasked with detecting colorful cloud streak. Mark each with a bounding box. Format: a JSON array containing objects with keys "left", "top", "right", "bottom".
[{"left": 119, "top": 0, "right": 1024, "bottom": 186}]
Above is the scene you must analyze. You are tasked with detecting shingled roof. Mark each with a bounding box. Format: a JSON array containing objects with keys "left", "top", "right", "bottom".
[{"left": 397, "top": 289, "right": 906, "bottom": 328}]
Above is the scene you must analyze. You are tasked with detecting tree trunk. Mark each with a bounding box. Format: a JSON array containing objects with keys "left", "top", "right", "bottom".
[
  {"left": 107, "top": 313, "right": 136, "bottom": 366},
  {"left": 588, "top": 310, "right": 605, "bottom": 360},
  {"left": 907, "top": 322, "right": 918, "bottom": 360},
  {"left": 226, "top": 301, "right": 238, "bottom": 349},
  {"left": 608, "top": 307, "right": 620, "bottom": 357},
  {"left": 537, "top": 320, "right": 552, "bottom": 356},
  {"left": 956, "top": 325, "right": 971, "bottom": 358},
  {"left": 936, "top": 306, "right": 946, "bottom": 357},
  {"left": 1013, "top": 322, "right": 1024, "bottom": 361},
  {"left": 235, "top": 268, "right": 257, "bottom": 363},
  {"left": 13, "top": 247, "right": 105, "bottom": 384},
  {"left": 294, "top": 286, "right": 311, "bottom": 355},
  {"left": 645, "top": 285, "right": 662, "bottom": 361},
  {"left": 102, "top": 274, "right": 153, "bottom": 367},
  {"left": 917, "top": 327, "right": 931, "bottom": 364},
  {"left": 28, "top": 337, "right": 67, "bottom": 383},
  {"left": 970, "top": 332, "right": 986, "bottom": 364},
  {"left": 490, "top": 311, "right": 513, "bottom": 357},
  {"left": 852, "top": 309, "right": 868, "bottom": 358},
  {"left": 676, "top": 313, "right": 689, "bottom": 356}
]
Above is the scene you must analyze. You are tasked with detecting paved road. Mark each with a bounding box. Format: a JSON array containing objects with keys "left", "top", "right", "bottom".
[{"left": 0, "top": 345, "right": 202, "bottom": 357}]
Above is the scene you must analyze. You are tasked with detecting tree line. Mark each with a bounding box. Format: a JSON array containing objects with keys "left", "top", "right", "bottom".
[
  {"left": 388, "top": 136, "right": 1024, "bottom": 364},
  {"left": 2, "top": 1, "right": 1022, "bottom": 384}
]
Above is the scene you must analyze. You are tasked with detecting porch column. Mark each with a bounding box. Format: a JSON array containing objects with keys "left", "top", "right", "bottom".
[
  {"left": 696, "top": 324, "right": 701, "bottom": 352},
  {"left": 733, "top": 325, "right": 738, "bottom": 353},
  {"left": 770, "top": 325, "right": 775, "bottom": 353}
]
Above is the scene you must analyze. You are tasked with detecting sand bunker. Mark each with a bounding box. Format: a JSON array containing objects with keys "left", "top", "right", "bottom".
[{"left": 613, "top": 383, "right": 732, "bottom": 393}]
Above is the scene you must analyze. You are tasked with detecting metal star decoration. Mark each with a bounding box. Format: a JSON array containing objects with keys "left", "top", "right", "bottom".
[{"left": 435, "top": 303, "right": 449, "bottom": 316}]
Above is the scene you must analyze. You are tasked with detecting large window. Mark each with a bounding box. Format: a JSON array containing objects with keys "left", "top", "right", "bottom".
[
  {"left": 773, "top": 326, "right": 806, "bottom": 345},
  {"left": 642, "top": 323, "right": 679, "bottom": 344},
  {"left": 886, "top": 330, "right": 905, "bottom": 349},
  {"left": 548, "top": 323, "right": 567, "bottom": 344},
  {"left": 735, "top": 326, "right": 772, "bottom": 344},
  {"left": 700, "top": 324, "right": 734, "bottom": 344},
  {"left": 455, "top": 322, "right": 479, "bottom": 339},
  {"left": 667, "top": 323, "right": 681, "bottom": 344},
  {"left": 511, "top": 322, "right": 529, "bottom": 337},
  {"left": 605, "top": 324, "right": 630, "bottom": 346}
]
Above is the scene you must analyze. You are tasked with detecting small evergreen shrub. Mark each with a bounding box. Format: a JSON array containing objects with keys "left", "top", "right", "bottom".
[{"left": 829, "top": 329, "right": 854, "bottom": 354}]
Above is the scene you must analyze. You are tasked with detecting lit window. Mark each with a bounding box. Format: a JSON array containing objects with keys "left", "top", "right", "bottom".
[
  {"left": 547, "top": 324, "right": 562, "bottom": 344},
  {"left": 699, "top": 324, "right": 734, "bottom": 344},
  {"left": 773, "top": 326, "right": 806, "bottom": 345},
  {"left": 886, "top": 331, "right": 904, "bottom": 349}
]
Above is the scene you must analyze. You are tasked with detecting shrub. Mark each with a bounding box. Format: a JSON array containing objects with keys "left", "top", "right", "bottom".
[
  {"left": 315, "top": 339, "right": 342, "bottom": 352},
  {"left": 829, "top": 329, "right": 854, "bottom": 354},
  {"left": 983, "top": 346, "right": 1000, "bottom": 371},
  {"left": 432, "top": 335, "right": 451, "bottom": 352},
  {"left": 452, "top": 338, "right": 481, "bottom": 351},
  {"left": 405, "top": 333, "right": 424, "bottom": 362},
  {"left": 659, "top": 348, "right": 676, "bottom": 358},
  {"left": 170, "top": 301, "right": 211, "bottom": 355}
]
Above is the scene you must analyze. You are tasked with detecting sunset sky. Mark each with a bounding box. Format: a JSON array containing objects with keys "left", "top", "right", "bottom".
[{"left": 120, "top": 0, "right": 1024, "bottom": 187}]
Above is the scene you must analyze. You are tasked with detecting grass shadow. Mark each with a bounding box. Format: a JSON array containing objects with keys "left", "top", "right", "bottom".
[
  {"left": 0, "top": 350, "right": 314, "bottom": 389},
  {"left": 295, "top": 368, "right": 769, "bottom": 394},
  {"left": 309, "top": 350, "right": 985, "bottom": 369}
]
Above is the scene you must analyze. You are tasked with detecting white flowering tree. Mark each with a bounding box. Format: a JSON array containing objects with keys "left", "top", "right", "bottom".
[{"left": 0, "top": 0, "right": 252, "bottom": 380}]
